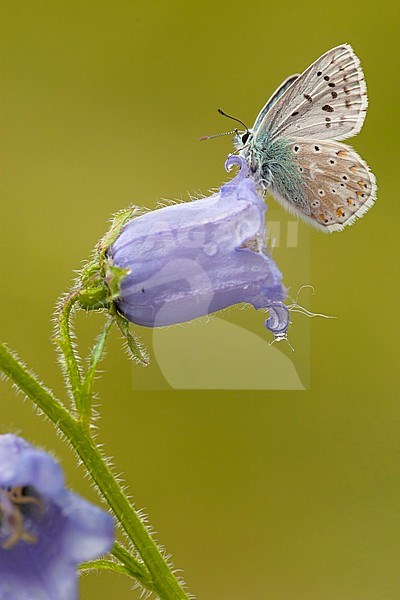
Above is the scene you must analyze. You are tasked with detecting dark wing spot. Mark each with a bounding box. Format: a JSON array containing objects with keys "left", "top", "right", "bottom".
[
  {"left": 331, "top": 91, "right": 338, "bottom": 99},
  {"left": 345, "top": 98, "right": 351, "bottom": 108},
  {"left": 329, "top": 159, "right": 335, "bottom": 164},
  {"left": 314, "top": 145, "right": 320, "bottom": 151},
  {"left": 328, "top": 82, "right": 336, "bottom": 87},
  {"left": 324, "top": 75, "right": 330, "bottom": 81},
  {"left": 304, "top": 94, "right": 312, "bottom": 102},
  {"left": 317, "top": 71, "right": 322, "bottom": 76},
  {"left": 291, "top": 111, "right": 299, "bottom": 116},
  {"left": 344, "top": 86, "right": 350, "bottom": 95},
  {"left": 322, "top": 105, "right": 334, "bottom": 112},
  {"left": 294, "top": 145, "right": 300, "bottom": 152}
]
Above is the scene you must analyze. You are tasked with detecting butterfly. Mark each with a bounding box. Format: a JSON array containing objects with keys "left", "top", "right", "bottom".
[{"left": 212, "top": 45, "right": 377, "bottom": 232}]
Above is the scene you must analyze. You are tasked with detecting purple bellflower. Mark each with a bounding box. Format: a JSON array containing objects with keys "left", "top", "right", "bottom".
[
  {"left": 0, "top": 434, "right": 114, "bottom": 600},
  {"left": 108, "top": 156, "right": 289, "bottom": 340}
]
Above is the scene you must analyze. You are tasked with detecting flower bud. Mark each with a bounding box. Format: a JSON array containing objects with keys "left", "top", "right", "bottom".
[{"left": 108, "top": 156, "right": 289, "bottom": 339}]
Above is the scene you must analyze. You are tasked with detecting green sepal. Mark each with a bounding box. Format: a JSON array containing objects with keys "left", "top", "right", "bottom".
[
  {"left": 98, "top": 206, "right": 140, "bottom": 258},
  {"left": 112, "top": 307, "right": 149, "bottom": 366},
  {"left": 105, "top": 261, "right": 130, "bottom": 302},
  {"left": 77, "top": 206, "right": 139, "bottom": 311},
  {"left": 72, "top": 206, "right": 150, "bottom": 366},
  {"left": 77, "top": 282, "right": 109, "bottom": 310},
  {"left": 76, "top": 261, "right": 107, "bottom": 310}
]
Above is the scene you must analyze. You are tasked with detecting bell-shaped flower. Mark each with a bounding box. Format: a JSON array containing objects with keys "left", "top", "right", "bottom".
[
  {"left": 108, "top": 156, "right": 289, "bottom": 339},
  {"left": 0, "top": 434, "right": 114, "bottom": 600}
]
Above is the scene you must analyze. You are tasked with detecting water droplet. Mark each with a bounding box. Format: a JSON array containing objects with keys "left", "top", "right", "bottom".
[{"left": 203, "top": 242, "right": 218, "bottom": 256}]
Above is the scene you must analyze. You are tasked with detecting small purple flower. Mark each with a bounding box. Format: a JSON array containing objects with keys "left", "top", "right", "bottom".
[
  {"left": 0, "top": 434, "right": 114, "bottom": 600},
  {"left": 108, "top": 156, "right": 289, "bottom": 339}
]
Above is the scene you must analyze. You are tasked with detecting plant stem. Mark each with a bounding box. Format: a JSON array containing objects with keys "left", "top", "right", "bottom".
[
  {"left": 112, "top": 542, "right": 152, "bottom": 585},
  {"left": 0, "top": 342, "right": 190, "bottom": 600},
  {"left": 80, "top": 542, "right": 151, "bottom": 584},
  {"left": 71, "top": 424, "right": 188, "bottom": 599},
  {"left": 55, "top": 292, "right": 82, "bottom": 404},
  {"left": 80, "top": 559, "right": 132, "bottom": 577},
  {"left": 79, "top": 317, "right": 113, "bottom": 426},
  {"left": 0, "top": 342, "right": 77, "bottom": 438}
]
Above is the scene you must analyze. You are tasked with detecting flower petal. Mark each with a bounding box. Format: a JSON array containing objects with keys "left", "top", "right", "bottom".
[
  {"left": 109, "top": 157, "right": 288, "bottom": 339},
  {"left": 0, "top": 435, "right": 114, "bottom": 600},
  {"left": 57, "top": 491, "right": 115, "bottom": 562}
]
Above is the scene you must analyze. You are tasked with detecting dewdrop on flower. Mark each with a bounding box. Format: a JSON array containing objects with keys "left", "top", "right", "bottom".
[{"left": 107, "top": 155, "right": 290, "bottom": 340}]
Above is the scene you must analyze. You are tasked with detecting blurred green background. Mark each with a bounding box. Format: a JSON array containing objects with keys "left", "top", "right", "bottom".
[{"left": 1, "top": 1, "right": 399, "bottom": 598}]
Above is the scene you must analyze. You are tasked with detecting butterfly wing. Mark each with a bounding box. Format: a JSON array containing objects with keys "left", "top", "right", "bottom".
[
  {"left": 252, "top": 74, "right": 299, "bottom": 132},
  {"left": 255, "top": 44, "right": 368, "bottom": 142},
  {"left": 267, "top": 137, "right": 376, "bottom": 232}
]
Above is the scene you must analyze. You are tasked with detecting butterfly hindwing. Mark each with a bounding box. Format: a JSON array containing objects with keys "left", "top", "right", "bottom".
[
  {"left": 255, "top": 44, "right": 368, "bottom": 143},
  {"left": 267, "top": 137, "right": 376, "bottom": 232}
]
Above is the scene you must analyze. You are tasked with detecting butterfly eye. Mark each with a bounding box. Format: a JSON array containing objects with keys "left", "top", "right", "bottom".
[{"left": 241, "top": 132, "right": 250, "bottom": 144}]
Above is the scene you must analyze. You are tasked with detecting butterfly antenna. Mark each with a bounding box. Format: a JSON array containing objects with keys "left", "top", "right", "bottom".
[
  {"left": 199, "top": 129, "right": 237, "bottom": 141},
  {"left": 199, "top": 108, "right": 250, "bottom": 141},
  {"left": 217, "top": 108, "right": 249, "bottom": 132}
]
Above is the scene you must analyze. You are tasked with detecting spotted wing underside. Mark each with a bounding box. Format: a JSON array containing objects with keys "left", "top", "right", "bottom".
[
  {"left": 268, "top": 137, "right": 376, "bottom": 232},
  {"left": 256, "top": 45, "right": 368, "bottom": 142}
]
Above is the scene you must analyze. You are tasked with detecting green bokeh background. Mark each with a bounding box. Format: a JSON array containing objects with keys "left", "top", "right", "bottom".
[{"left": 1, "top": 1, "right": 399, "bottom": 598}]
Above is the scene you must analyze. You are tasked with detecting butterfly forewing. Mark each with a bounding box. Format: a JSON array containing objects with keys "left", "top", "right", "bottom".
[
  {"left": 255, "top": 44, "right": 368, "bottom": 142},
  {"left": 252, "top": 74, "right": 299, "bottom": 132}
]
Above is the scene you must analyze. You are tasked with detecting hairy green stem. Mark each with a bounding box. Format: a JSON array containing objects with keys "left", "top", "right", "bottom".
[
  {"left": 112, "top": 542, "right": 152, "bottom": 585},
  {"left": 80, "top": 559, "right": 132, "bottom": 577},
  {"left": 79, "top": 317, "right": 113, "bottom": 426},
  {"left": 80, "top": 542, "right": 151, "bottom": 584},
  {"left": 0, "top": 342, "right": 189, "bottom": 600},
  {"left": 55, "top": 292, "right": 82, "bottom": 404},
  {"left": 71, "top": 426, "right": 188, "bottom": 599},
  {"left": 0, "top": 342, "right": 77, "bottom": 437}
]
